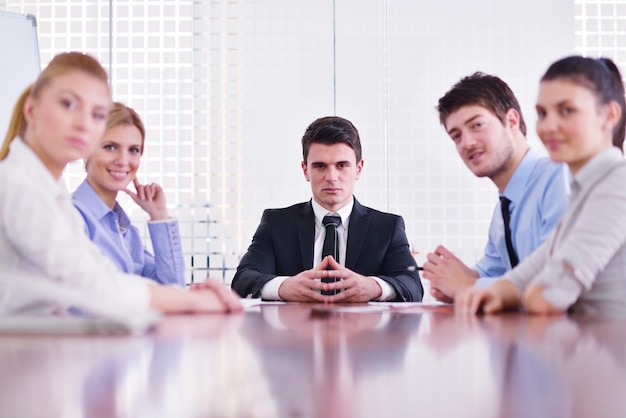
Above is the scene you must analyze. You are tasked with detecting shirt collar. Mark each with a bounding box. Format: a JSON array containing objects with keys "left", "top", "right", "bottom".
[
  {"left": 73, "top": 179, "right": 130, "bottom": 227},
  {"left": 311, "top": 197, "right": 354, "bottom": 229},
  {"left": 502, "top": 147, "right": 542, "bottom": 203},
  {"left": 571, "top": 146, "right": 624, "bottom": 193}
]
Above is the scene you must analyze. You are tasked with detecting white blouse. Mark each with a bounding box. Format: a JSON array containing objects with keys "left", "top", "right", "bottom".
[
  {"left": 0, "top": 138, "right": 150, "bottom": 316},
  {"left": 507, "top": 146, "right": 626, "bottom": 317}
]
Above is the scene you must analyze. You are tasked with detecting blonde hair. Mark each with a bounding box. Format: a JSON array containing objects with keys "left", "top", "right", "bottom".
[
  {"left": 107, "top": 102, "right": 146, "bottom": 153},
  {"left": 0, "top": 52, "right": 109, "bottom": 160}
]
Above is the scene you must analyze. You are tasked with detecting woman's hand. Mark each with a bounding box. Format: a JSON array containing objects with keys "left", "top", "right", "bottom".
[
  {"left": 522, "top": 283, "right": 564, "bottom": 315},
  {"left": 123, "top": 177, "right": 169, "bottom": 220},
  {"left": 455, "top": 287, "right": 504, "bottom": 315},
  {"left": 189, "top": 277, "right": 244, "bottom": 313},
  {"left": 149, "top": 279, "right": 243, "bottom": 314},
  {"left": 455, "top": 279, "right": 522, "bottom": 315}
]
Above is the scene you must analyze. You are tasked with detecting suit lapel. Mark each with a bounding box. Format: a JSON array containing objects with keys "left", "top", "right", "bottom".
[
  {"left": 346, "top": 198, "right": 369, "bottom": 269},
  {"left": 297, "top": 201, "right": 315, "bottom": 269}
]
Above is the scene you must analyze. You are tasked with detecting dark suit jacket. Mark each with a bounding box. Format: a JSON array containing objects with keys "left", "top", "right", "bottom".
[{"left": 232, "top": 198, "right": 423, "bottom": 301}]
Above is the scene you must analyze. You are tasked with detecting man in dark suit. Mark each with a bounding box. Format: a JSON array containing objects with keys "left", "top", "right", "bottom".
[{"left": 231, "top": 116, "right": 422, "bottom": 302}]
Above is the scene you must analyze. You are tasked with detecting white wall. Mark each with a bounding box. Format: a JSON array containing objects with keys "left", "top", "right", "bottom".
[
  {"left": 209, "top": 0, "right": 575, "bottom": 278},
  {"left": 0, "top": 0, "right": 576, "bottom": 282}
]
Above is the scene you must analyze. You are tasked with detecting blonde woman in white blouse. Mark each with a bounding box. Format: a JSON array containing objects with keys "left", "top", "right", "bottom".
[
  {"left": 457, "top": 55, "right": 626, "bottom": 317},
  {"left": 0, "top": 52, "right": 242, "bottom": 316}
]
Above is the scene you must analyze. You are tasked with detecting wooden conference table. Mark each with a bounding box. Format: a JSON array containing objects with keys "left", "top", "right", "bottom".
[{"left": 0, "top": 302, "right": 625, "bottom": 418}]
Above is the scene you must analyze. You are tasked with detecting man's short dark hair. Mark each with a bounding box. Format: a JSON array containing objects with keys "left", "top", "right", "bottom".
[
  {"left": 437, "top": 72, "right": 527, "bottom": 136},
  {"left": 302, "top": 116, "right": 362, "bottom": 163}
]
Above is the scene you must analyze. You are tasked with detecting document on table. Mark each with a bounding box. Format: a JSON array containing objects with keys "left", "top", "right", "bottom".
[
  {"left": 238, "top": 298, "right": 451, "bottom": 313},
  {"left": 314, "top": 302, "right": 452, "bottom": 313},
  {"left": 374, "top": 301, "right": 452, "bottom": 308},
  {"left": 0, "top": 315, "right": 158, "bottom": 335},
  {"left": 377, "top": 301, "right": 454, "bottom": 314},
  {"left": 240, "top": 298, "right": 285, "bottom": 311}
]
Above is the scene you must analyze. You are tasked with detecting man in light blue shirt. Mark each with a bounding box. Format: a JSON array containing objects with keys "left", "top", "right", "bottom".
[{"left": 422, "top": 72, "right": 569, "bottom": 302}]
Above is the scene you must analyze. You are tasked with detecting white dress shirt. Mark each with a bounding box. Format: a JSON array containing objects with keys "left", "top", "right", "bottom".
[
  {"left": 0, "top": 138, "right": 151, "bottom": 315},
  {"left": 311, "top": 198, "right": 353, "bottom": 268},
  {"left": 262, "top": 197, "right": 395, "bottom": 301}
]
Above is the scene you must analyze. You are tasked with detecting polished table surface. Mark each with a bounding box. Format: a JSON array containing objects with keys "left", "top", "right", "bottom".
[{"left": 1, "top": 303, "right": 626, "bottom": 418}]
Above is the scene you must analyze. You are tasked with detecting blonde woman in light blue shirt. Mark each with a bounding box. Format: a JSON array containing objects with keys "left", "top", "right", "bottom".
[{"left": 73, "top": 103, "right": 185, "bottom": 286}]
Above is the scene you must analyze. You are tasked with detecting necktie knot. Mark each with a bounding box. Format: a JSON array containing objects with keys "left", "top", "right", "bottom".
[
  {"left": 322, "top": 215, "right": 342, "bottom": 229},
  {"left": 500, "top": 195, "right": 512, "bottom": 209}
]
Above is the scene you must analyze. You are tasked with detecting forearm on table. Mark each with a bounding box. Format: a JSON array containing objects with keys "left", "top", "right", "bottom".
[{"left": 148, "top": 284, "right": 226, "bottom": 314}]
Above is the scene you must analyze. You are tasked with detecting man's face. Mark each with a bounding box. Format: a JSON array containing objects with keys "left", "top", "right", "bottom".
[
  {"left": 444, "top": 105, "right": 515, "bottom": 179},
  {"left": 302, "top": 142, "right": 363, "bottom": 212}
]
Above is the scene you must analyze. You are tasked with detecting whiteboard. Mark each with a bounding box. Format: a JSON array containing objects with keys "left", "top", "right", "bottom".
[{"left": 0, "top": 11, "right": 40, "bottom": 139}]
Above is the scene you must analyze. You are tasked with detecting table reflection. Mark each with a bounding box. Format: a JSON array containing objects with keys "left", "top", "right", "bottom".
[
  {"left": 481, "top": 314, "right": 626, "bottom": 418},
  {"left": 0, "top": 315, "right": 277, "bottom": 418},
  {"left": 243, "top": 304, "right": 422, "bottom": 417},
  {"left": 411, "top": 313, "right": 626, "bottom": 418},
  {"left": 0, "top": 336, "right": 150, "bottom": 418},
  {"left": 0, "top": 306, "right": 625, "bottom": 417}
]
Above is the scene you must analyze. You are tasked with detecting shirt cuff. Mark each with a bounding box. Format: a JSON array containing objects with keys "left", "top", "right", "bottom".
[
  {"left": 147, "top": 218, "right": 176, "bottom": 225},
  {"left": 261, "top": 276, "right": 289, "bottom": 300},
  {"left": 371, "top": 277, "right": 396, "bottom": 301}
]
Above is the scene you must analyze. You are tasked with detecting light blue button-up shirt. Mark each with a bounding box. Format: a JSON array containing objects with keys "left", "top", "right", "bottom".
[
  {"left": 474, "top": 148, "right": 570, "bottom": 286},
  {"left": 72, "top": 180, "right": 186, "bottom": 286}
]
